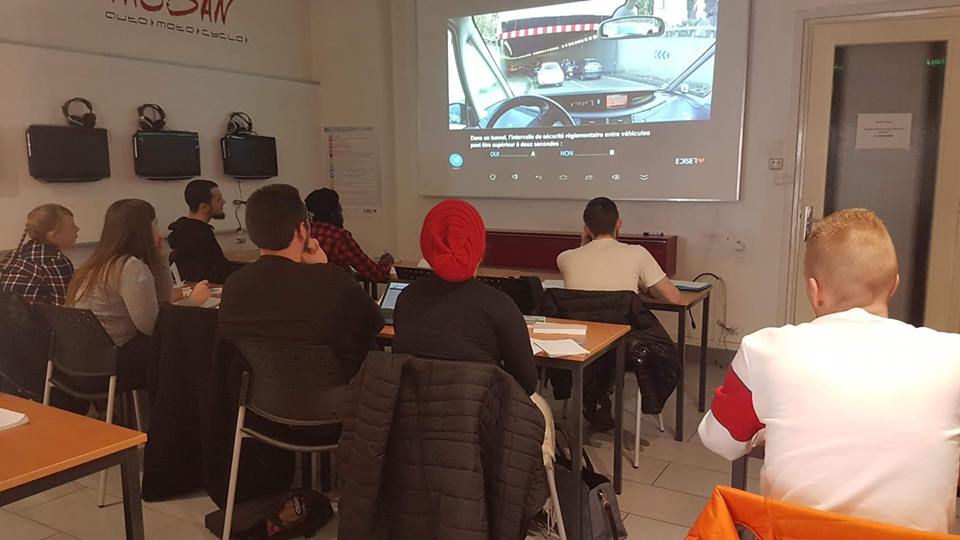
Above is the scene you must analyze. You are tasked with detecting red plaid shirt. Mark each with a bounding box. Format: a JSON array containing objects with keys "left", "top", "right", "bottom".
[
  {"left": 309, "top": 222, "right": 391, "bottom": 282},
  {"left": 0, "top": 240, "right": 75, "bottom": 305}
]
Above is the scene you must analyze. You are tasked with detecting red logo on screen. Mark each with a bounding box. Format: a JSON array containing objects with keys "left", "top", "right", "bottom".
[{"left": 110, "top": 0, "right": 237, "bottom": 25}]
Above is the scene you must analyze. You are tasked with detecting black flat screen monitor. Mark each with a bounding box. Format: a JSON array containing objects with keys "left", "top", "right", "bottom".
[
  {"left": 26, "top": 125, "right": 110, "bottom": 182},
  {"left": 134, "top": 131, "right": 201, "bottom": 181},
  {"left": 221, "top": 134, "right": 277, "bottom": 180}
]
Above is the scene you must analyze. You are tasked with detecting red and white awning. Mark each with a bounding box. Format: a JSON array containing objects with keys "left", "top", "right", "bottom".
[{"left": 498, "top": 23, "right": 599, "bottom": 40}]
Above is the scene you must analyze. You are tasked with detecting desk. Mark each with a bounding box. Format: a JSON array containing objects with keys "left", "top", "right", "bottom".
[
  {"left": 380, "top": 318, "right": 630, "bottom": 535},
  {"left": 395, "top": 264, "right": 713, "bottom": 441},
  {"left": 0, "top": 394, "right": 147, "bottom": 540},
  {"left": 486, "top": 268, "right": 710, "bottom": 441},
  {"left": 224, "top": 249, "right": 260, "bottom": 265}
]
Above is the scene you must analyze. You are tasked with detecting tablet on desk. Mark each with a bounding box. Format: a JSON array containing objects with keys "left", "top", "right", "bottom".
[
  {"left": 379, "top": 281, "right": 410, "bottom": 325},
  {"left": 671, "top": 280, "right": 712, "bottom": 292}
]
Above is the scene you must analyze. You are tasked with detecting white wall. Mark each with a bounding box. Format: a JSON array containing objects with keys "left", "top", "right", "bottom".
[
  {"left": 314, "top": 0, "right": 934, "bottom": 347},
  {"left": 309, "top": 1, "right": 399, "bottom": 259},
  {"left": 0, "top": 0, "right": 315, "bottom": 80},
  {"left": 0, "top": 0, "right": 322, "bottom": 256}
]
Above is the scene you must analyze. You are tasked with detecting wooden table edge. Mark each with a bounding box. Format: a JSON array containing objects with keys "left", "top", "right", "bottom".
[{"left": 0, "top": 432, "right": 146, "bottom": 492}]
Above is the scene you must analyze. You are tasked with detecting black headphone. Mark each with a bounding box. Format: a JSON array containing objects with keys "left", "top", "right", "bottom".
[
  {"left": 62, "top": 97, "right": 97, "bottom": 128},
  {"left": 137, "top": 103, "right": 167, "bottom": 132},
  {"left": 226, "top": 112, "right": 254, "bottom": 135}
]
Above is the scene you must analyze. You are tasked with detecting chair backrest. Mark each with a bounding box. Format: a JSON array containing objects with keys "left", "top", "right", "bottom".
[
  {"left": 36, "top": 304, "right": 119, "bottom": 378},
  {"left": 234, "top": 340, "right": 350, "bottom": 426},
  {"left": 0, "top": 291, "right": 51, "bottom": 400},
  {"left": 395, "top": 266, "right": 434, "bottom": 281},
  {"left": 477, "top": 275, "right": 544, "bottom": 315}
]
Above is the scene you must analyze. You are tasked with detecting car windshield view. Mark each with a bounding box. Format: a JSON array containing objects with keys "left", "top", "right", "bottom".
[{"left": 449, "top": 0, "right": 718, "bottom": 129}]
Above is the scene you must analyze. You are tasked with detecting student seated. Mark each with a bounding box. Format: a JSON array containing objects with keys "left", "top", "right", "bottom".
[
  {"left": 556, "top": 196, "right": 680, "bottom": 428},
  {"left": 219, "top": 184, "right": 384, "bottom": 377},
  {"left": 167, "top": 179, "right": 238, "bottom": 283},
  {"left": 67, "top": 199, "right": 210, "bottom": 391},
  {"left": 0, "top": 204, "right": 79, "bottom": 305},
  {"left": 557, "top": 196, "right": 681, "bottom": 303},
  {"left": 392, "top": 199, "right": 538, "bottom": 395},
  {"left": 305, "top": 188, "right": 394, "bottom": 282},
  {"left": 698, "top": 208, "right": 960, "bottom": 533}
]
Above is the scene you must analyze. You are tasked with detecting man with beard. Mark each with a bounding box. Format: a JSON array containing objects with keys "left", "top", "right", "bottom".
[{"left": 168, "top": 179, "right": 239, "bottom": 283}]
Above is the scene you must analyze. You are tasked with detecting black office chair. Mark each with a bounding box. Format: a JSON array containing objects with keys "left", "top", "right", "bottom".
[
  {"left": 0, "top": 291, "right": 51, "bottom": 401},
  {"left": 36, "top": 303, "right": 143, "bottom": 507},
  {"left": 394, "top": 266, "right": 434, "bottom": 281},
  {"left": 221, "top": 341, "right": 349, "bottom": 540}
]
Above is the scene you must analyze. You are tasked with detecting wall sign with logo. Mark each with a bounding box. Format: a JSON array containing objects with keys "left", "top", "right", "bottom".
[{"left": 105, "top": 0, "right": 249, "bottom": 45}]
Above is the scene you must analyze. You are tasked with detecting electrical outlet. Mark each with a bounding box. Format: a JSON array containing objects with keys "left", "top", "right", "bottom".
[
  {"left": 774, "top": 173, "right": 791, "bottom": 185},
  {"left": 768, "top": 157, "right": 784, "bottom": 171}
]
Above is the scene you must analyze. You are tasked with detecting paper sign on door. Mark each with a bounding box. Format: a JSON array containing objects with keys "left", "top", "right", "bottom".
[{"left": 855, "top": 113, "right": 912, "bottom": 150}]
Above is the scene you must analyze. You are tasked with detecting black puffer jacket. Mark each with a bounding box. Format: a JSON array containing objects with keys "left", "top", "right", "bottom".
[
  {"left": 538, "top": 289, "right": 679, "bottom": 414},
  {"left": 337, "top": 352, "right": 547, "bottom": 540}
]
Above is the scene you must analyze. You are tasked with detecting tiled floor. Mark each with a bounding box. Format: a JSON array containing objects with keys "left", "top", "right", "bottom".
[{"left": 0, "top": 353, "right": 756, "bottom": 540}]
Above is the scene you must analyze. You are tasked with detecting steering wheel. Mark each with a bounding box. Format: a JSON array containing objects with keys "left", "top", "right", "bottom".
[{"left": 485, "top": 95, "right": 576, "bottom": 129}]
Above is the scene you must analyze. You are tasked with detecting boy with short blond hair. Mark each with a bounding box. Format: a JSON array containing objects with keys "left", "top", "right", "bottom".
[{"left": 698, "top": 208, "right": 960, "bottom": 533}]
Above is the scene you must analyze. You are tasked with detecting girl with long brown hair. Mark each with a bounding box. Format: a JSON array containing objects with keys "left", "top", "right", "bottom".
[
  {"left": 0, "top": 204, "right": 79, "bottom": 305},
  {"left": 67, "top": 199, "right": 208, "bottom": 389}
]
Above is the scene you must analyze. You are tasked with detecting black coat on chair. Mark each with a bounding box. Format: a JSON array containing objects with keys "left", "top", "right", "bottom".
[{"left": 537, "top": 288, "right": 679, "bottom": 414}]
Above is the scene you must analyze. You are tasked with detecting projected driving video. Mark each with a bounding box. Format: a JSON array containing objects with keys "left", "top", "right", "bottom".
[
  {"left": 418, "top": 0, "right": 746, "bottom": 202},
  {"left": 448, "top": 0, "right": 717, "bottom": 130}
]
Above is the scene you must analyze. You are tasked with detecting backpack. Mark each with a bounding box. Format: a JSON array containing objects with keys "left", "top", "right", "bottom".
[
  {"left": 205, "top": 489, "right": 334, "bottom": 539},
  {"left": 553, "top": 426, "right": 628, "bottom": 540}
]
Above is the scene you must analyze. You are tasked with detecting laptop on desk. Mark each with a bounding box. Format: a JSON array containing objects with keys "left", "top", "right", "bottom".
[{"left": 378, "top": 281, "right": 409, "bottom": 325}]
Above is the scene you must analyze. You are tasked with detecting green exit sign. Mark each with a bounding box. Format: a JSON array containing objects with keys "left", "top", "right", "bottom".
[{"left": 927, "top": 58, "right": 946, "bottom": 67}]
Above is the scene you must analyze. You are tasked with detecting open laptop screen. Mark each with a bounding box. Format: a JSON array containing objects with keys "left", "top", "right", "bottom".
[{"left": 379, "top": 281, "right": 410, "bottom": 324}]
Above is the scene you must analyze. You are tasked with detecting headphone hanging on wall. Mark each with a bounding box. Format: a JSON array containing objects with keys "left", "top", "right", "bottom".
[
  {"left": 62, "top": 97, "right": 97, "bottom": 128},
  {"left": 226, "top": 112, "right": 254, "bottom": 136},
  {"left": 137, "top": 104, "right": 167, "bottom": 132}
]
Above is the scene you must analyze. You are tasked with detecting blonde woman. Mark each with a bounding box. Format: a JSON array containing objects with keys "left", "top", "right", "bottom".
[{"left": 0, "top": 204, "right": 79, "bottom": 305}]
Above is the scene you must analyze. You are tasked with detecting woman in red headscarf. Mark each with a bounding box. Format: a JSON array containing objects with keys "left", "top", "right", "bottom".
[{"left": 391, "top": 200, "right": 538, "bottom": 395}]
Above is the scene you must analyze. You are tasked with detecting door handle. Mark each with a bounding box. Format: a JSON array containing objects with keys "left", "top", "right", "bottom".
[{"left": 803, "top": 205, "right": 815, "bottom": 241}]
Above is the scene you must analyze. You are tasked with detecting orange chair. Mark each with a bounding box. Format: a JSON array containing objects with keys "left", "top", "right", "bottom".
[{"left": 687, "top": 486, "right": 955, "bottom": 540}]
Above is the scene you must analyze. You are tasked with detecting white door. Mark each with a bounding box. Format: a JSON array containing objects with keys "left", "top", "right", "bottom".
[{"left": 788, "top": 14, "right": 960, "bottom": 331}]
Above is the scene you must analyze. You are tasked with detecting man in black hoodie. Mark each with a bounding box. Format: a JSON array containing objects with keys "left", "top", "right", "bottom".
[{"left": 167, "top": 179, "right": 238, "bottom": 283}]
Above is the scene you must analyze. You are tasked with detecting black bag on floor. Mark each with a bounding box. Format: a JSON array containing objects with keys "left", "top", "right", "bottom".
[
  {"left": 204, "top": 489, "right": 333, "bottom": 539},
  {"left": 554, "top": 426, "right": 628, "bottom": 540}
]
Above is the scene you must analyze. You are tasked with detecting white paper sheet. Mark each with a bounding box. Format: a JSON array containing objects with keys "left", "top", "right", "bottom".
[
  {"left": 856, "top": 113, "right": 912, "bottom": 150},
  {"left": 531, "top": 338, "right": 589, "bottom": 358},
  {"left": 324, "top": 126, "right": 382, "bottom": 216},
  {"left": 0, "top": 407, "right": 29, "bottom": 432}
]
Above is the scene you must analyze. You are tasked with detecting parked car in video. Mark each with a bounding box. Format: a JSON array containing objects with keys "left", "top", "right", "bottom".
[
  {"left": 573, "top": 59, "right": 603, "bottom": 80},
  {"left": 536, "top": 62, "right": 565, "bottom": 88}
]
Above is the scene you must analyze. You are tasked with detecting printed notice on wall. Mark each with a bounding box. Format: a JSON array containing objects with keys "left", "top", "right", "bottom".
[
  {"left": 856, "top": 113, "right": 912, "bottom": 150},
  {"left": 325, "top": 127, "right": 381, "bottom": 216}
]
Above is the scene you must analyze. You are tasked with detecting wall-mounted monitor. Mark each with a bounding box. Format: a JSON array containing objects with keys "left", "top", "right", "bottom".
[
  {"left": 221, "top": 134, "right": 278, "bottom": 180},
  {"left": 26, "top": 125, "right": 110, "bottom": 182},
  {"left": 134, "top": 131, "right": 201, "bottom": 181}
]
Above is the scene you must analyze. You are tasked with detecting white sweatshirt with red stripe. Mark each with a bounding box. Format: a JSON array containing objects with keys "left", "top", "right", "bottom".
[{"left": 698, "top": 308, "right": 960, "bottom": 533}]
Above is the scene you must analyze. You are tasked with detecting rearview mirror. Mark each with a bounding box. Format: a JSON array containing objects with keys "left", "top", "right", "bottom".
[{"left": 599, "top": 16, "right": 665, "bottom": 40}]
